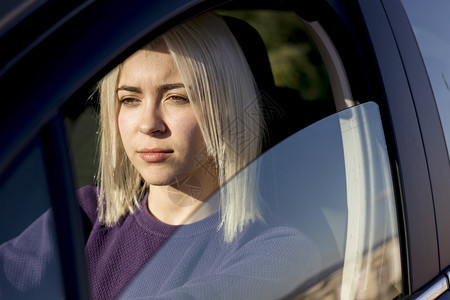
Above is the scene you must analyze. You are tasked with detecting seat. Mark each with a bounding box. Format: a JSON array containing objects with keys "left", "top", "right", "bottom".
[{"left": 223, "top": 15, "right": 335, "bottom": 150}]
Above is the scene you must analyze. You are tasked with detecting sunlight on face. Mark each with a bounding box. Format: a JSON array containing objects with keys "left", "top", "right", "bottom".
[{"left": 117, "top": 48, "right": 208, "bottom": 188}]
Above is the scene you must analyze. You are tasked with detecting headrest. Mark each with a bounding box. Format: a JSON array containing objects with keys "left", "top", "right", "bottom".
[
  {"left": 223, "top": 16, "right": 276, "bottom": 92},
  {"left": 223, "top": 15, "right": 333, "bottom": 150}
]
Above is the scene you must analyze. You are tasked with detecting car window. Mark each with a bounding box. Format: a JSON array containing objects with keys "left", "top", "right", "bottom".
[
  {"left": 272, "top": 102, "right": 401, "bottom": 298},
  {"left": 118, "top": 101, "right": 402, "bottom": 298},
  {"left": 401, "top": 0, "right": 450, "bottom": 158},
  {"left": 255, "top": 102, "right": 401, "bottom": 298},
  {"left": 0, "top": 3, "right": 404, "bottom": 299},
  {"left": 0, "top": 137, "right": 65, "bottom": 299},
  {"left": 62, "top": 7, "right": 403, "bottom": 299}
]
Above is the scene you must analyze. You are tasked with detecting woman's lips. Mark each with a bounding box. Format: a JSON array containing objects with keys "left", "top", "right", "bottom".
[{"left": 138, "top": 148, "right": 173, "bottom": 162}]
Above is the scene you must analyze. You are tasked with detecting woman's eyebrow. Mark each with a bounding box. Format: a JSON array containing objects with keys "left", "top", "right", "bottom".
[
  {"left": 157, "top": 83, "right": 185, "bottom": 91},
  {"left": 116, "top": 86, "right": 142, "bottom": 93},
  {"left": 116, "top": 83, "right": 184, "bottom": 93}
]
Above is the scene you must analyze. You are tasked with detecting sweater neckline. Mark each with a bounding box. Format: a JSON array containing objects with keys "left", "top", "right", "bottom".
[{"left": 134, "top": 191, "right": 220, "bottom": 239}]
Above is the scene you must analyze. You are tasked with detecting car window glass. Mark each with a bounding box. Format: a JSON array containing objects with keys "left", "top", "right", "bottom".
[
  {"left": 259, "top": 101, "right": 401, "bottom": 298},
  {"left": 62, "top": 8, "right": 402, "bottom": 299},
  {"left": 119, "top": 101, "right": 402, "bottom": 299},
  {"left": 401, "top": 0, "right": 450, "bottom": 158},
  {"left": 0, "top": 137, "right": 65, "bottom": 298},
  {"left": 0, "top": 139, "right": 50, "bottom": 243}
]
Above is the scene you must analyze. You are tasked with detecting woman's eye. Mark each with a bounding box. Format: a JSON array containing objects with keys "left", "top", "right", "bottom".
[
  {"left": 168, "top": 95, "right": 189, "bottom": 104},
  {"left": 120, "top": 97, "right": 139, "bottom": 105}
]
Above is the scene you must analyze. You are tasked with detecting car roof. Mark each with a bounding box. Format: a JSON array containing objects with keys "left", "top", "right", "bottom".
[{"left": 0, "top": 0, "right": 200, "bottom": 173}]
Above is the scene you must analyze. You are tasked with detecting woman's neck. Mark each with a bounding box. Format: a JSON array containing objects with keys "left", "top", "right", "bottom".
[{"left": 147, "top": 172, "right": 219, "bottom": 225}]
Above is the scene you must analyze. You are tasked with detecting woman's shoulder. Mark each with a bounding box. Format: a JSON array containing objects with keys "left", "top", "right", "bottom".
[
  {"left": 235, "top": 211, "right": 321, "bottom": 269},
  {"left": 76, "top": 185, "right": 99, "bottom": 224},
  {"left": 244, "top": 212, "right": 318, "bottom": 248},
  {"left": 216, "top": 212, "right": 321, "bottom": 295}
]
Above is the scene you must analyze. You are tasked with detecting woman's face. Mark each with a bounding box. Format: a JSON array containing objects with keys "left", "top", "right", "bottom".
[{"left": 117, "top": 48, "right": 207, "bottom": 187}]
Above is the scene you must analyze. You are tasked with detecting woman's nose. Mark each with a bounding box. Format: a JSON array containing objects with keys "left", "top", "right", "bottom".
[{"left": 138, "top": 105, "right": 167, "bottom": 135}]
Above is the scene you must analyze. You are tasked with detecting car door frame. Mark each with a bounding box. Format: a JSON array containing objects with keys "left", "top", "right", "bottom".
[
  {"left": 301, "top": 0, "right": 449, "bottom": 295},
  {"left": 355, "top": 0, "right": 450, "bottom": 295},
  {"left": 381, "top": 0, "right": 450, "bottom": 272}
]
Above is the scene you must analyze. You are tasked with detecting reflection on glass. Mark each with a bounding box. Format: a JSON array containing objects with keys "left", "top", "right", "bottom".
[
  {"left": 401, "top": 0, "right": 450, "bottom": 157},
  {"left": 0, "top": 138, "right": 64, "bottom": 299},
  {"left": 257, "top": 102, "right": 401, "bottom": 298},
  {"left": 0, "top": 139, "right": 51, "bottom": 244}
]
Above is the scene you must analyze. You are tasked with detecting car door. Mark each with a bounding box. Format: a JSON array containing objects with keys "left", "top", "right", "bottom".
[{"left": 1, "top": 0, "right": 448, "bottom": 298}]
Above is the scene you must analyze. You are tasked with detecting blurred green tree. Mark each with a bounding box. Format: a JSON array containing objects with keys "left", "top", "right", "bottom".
[{"left": 218, "top": 9, "right": 332, "bottom": 101}]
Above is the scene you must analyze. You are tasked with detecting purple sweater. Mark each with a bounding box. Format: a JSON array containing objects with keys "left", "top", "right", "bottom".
[{"left": 1, "top": 185, "right": 320, "bottom": 299}]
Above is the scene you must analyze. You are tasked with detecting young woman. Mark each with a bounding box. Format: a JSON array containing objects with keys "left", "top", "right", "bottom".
[{"left": 1, "top": 12, "right": 319, "bottom": 299}]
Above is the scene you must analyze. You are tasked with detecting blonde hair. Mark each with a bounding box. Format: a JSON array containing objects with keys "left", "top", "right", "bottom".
[{"left": 97, "top": 12, "right": 264, "bottom": 242}]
